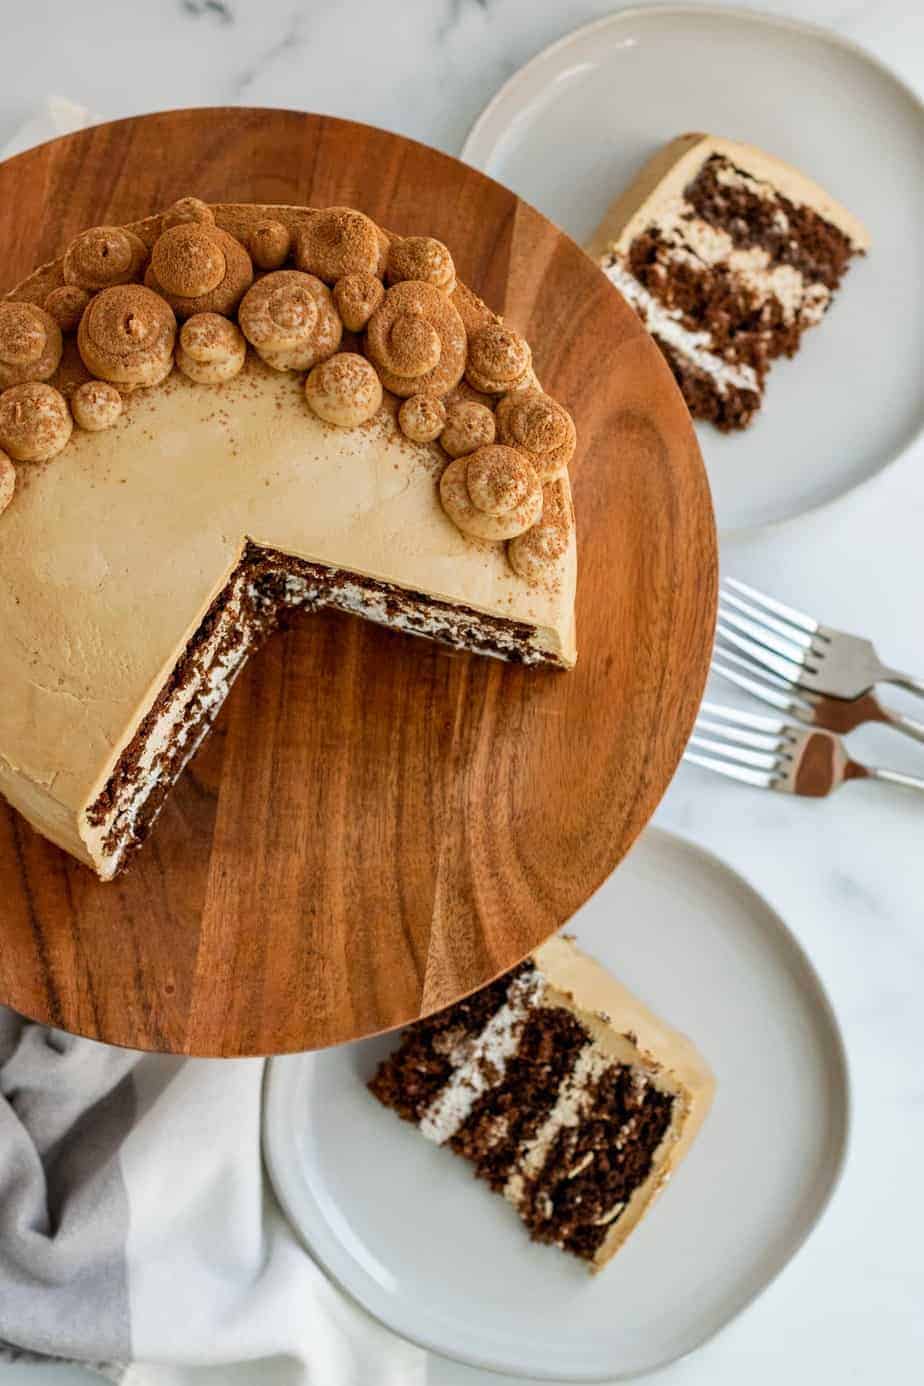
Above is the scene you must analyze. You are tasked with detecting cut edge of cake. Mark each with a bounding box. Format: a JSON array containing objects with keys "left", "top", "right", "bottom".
[
  {"left": 369, "top": 933, "right": 715, "bottom": 1271},
  {"left": 588, "top": 132, "right": 870, "bottom": 431}
]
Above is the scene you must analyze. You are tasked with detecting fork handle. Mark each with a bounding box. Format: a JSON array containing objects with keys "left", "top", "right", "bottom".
[
  {"left": 860, "top": 765, "right": 924, "bottom": 795},
  {"left": 877, "top": 667, "right": 924, "bottom": 701},
  {"left": 876, "top": 700, "right": 924, "bottom": 745}
]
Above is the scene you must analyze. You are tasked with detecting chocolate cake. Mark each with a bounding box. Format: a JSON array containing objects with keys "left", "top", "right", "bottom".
[
  {"left": 0, "top": 200, "right": 578, "bottom": 878},
  {"left": 369, "top": 935, "right": 714, "bottom": 1270},
  {"left": 587, "top": 134, "right": 870, "bottom": 430}
]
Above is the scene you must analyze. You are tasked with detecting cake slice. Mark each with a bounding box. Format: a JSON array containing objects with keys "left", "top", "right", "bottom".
[
  {"left": 369, "top": 935, "right": 714, "bottom": 1270},
  {"left": 587, "top": 133, "right": 870, "bottom": 430}
]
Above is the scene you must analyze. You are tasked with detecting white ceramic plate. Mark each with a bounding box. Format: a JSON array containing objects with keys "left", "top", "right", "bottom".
[
  {"left": 462, "top": 6, "right": 924, "bottom": 534},
  {"left": 263, "top": 828, "right": 849, "bottom": 1381}
]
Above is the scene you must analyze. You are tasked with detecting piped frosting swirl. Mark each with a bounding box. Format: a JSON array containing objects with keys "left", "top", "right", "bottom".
[
  {"left": 439, "top": 445, "right": 542, "bottom": 541},
  {"left": 238, "top": 270, "right": 342, "bottom": 372},
  {"left": 63, "top": 226, "right": 148, "bottom": 292},
  {"left": 366, "top": 280, "right": 467, "bottom": 397},
  {"left": 78, "top": 284, "right": 177, "bottom": 389},
  {"left": 0, "top": 303, "right": 63, "bottom": 388}
]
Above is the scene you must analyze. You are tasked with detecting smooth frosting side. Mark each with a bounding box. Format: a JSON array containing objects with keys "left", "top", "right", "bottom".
[{"left": 532, "top": 935, "right": 715, "bottom": 1268}]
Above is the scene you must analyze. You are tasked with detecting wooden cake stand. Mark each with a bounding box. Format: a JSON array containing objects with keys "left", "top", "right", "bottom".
[{"left": 0, "top": 110, "right": 716, "bottom": 1056}]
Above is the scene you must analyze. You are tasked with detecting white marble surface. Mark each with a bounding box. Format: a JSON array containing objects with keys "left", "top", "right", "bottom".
[{"left": 1, "top": 1, "right": 923, "bottom": 1383}]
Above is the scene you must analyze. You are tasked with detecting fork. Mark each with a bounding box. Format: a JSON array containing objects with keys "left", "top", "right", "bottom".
[
  {"left": 717, "top": 577, "right": 924, "bottom": 702},
  {"left": 685, "top": 702, "right": 924, "bottom": 798},
  {"left": 711, "top": 649, "right": 924, "bottom": 745}
]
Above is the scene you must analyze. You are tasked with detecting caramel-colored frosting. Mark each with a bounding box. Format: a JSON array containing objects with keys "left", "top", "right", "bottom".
[
  {"left": 496, "top": 388, "right": 576, "bottom": 481},
  {"left": 0, "top": 382, "right": 72, "bottom": 461},
  {"left": 508, "top": 478, "right": 574, "bottom": 583},
  {"left": 177, "top": 313, "right": 246, "bottom": 384},
  {"left": 465, "top": 322, "right": 532, "bottom": 394},
  {"left": 146, "top": 225, "right": 253, "bottom": 319},
  {"left": 0, "top": 450, "right": 14, "bottom": 515},
  {"left": 398, "top": 394, "right": 446, "bottom": 443},
  {"left": 0, "top": 302, "right": 63, "bottom": 389},
  {"left": 387, "top": 236, "right": 456, "bottom": 295},
  {"left": 44, "top": 285, "right": 91, "bottom": 334},
  {"left": 0, "top": 198, "right": 579, "bottom": 879},
  {"left": 305, "top": 352, "right": 383, "bottom": 427},
  {"left": 295, "top": 206, "right": 384, "bottom": 283},
  {"left": 63, "top": 226, "right": 148, "bottom": 292},
  {"left": 78, "top": 284, "right": 177, "bottom": 389},
  {"left": 71, "top": 381, "right": 123, "bottom": 433},
  {"left": 249, "top": 220, "right": 292, "bottom": 271},
  {"left": 333, "top": 272, "right": 384, "bottom": 332},
  {"left": 439, "top": 445, "right": 542, "bottom": 541},
  {"left": 366, "top": 280, "right": 466, "bottom": 397},
  {"left": 239, "top": 270, "right": 342, "bottom": 372},
  {"left": 1, "top": 198, "right": 578, "bottom": 592},
  {"left": 440, "top": 400, "right": 495, "bottom": 458}
]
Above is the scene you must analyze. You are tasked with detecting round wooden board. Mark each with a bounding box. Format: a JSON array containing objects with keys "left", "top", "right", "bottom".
[{"left": 0, "top": 109, "right": 716, "bottom": 1057}]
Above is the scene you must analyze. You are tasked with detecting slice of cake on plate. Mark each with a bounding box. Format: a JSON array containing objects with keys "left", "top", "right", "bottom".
[
  {"left": 369, "top": 935, "right": 714, "bottom": 1270},
  {"left": 0, "top": 200, "right": 578, "bottom": 878},
  {"left": 587, "top": 133, "right": 869, "bottom": 430}
]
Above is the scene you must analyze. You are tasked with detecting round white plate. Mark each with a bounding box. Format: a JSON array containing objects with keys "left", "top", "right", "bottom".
[
  {"left": 462, "top": 7, "right": 924, "bottom": 534},
  {"left": 263, "top": 828, "right": 849, "bottom": 1381}
]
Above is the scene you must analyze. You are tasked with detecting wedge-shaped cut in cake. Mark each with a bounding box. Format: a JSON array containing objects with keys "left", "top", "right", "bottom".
[
  {"left": 0, "top": 199, "right": 578, "bottom": 878},
  {"left": 587, "top": 133, "right": 870, "bottom": 430},
  {"left": 369, "top": 935, "right": 714, "bottom": 1269}
]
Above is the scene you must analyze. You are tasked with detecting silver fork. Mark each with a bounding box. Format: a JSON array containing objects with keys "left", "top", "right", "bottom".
[
  {"left": 685, "top": 702, "right": 924, "bottom": 797},
  {"left": 711, "top": 649, "right": 924, "bottom": 745},
  {"left": 717, "top": 577, "right": 924, "bottom": 701}
]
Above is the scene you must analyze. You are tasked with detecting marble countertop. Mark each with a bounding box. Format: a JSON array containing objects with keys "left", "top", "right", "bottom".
[{"left": 1, "top": 2, "right": 922, "bottom": 1384}]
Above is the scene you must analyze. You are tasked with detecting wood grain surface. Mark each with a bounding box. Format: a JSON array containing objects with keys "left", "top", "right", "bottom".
[{"left": 0, "top": 109, "right": 717, "bottom": 1056}]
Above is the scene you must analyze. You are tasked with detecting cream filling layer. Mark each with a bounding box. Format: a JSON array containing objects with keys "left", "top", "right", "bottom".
[
  {"left": 604, "top": 259, "right": 760, "bottom": 395},
  {"left": 418, "top": 971, "right": 546, "bottom": 1144}
]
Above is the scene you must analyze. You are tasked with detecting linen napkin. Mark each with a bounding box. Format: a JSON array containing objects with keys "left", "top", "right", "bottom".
[{"left": 0, "top": 103, "right": 425, "bottom": 1386}]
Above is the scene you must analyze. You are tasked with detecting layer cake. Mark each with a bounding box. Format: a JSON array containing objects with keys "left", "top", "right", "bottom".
[
  {"left": 588, "top": 133, "right": 869, "bottom": 430},
  {"left": 0, "top": 201, "right": 578, "bottom": 878},
  {"left": 369, "top": 935, "right": 714, "bottom": 1270}
]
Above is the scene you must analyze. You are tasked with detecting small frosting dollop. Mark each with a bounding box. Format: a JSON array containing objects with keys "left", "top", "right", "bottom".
[
  {"left": 0, "top": 449, "right": 14, "bottom": 516},
  {"left": 63, "top": 226, "right": 148, "bottom": 292},
  {"left": 0, "top": 382, "right": 72, "bottom": 462},
  {"left": 249, "top": 220, "right": 292, "bottom": 271},
  {"left": 295, "top": 207, "right": 383, "bottom": 283},
  {"left": 71, "top": 380, "right": 123, "bottom": 432},
  {"left": 0, "top": 303, "right": 63, "bottom": 388},
  {"left": 333, "top": 273, "right": 385, "bottom": 332},
  {"left": 238, "top": 270, "right": 342, "bottom": 372},
  {"left": 304, "top": 352, "right": 382, "bottom": 428},
  {"left": 465, "top": 322, "right": 532, "bottom": 395},
  {"left": 387, "top": 237, "right": 456, "bottom": 295},
  {"left": 44, "top": 285, "right": 92, "bottom": 334},
  {"left": 440, "top": 400, "right": 495, "bottom": 458},
  {"left": 495, "top": 388, "right": 576, "bottom": 480},
  {"left": 161, "top": 197, "right": 215, "bottom": 231},
  {"left": 177, "top": 313, "right": 246, "bottom": 384},
  {"left": 366, "top": 280, "right": 467, "bottom": 397},
  {"left": 78, "top": 284, "right": 177, "bottom": 389},
  {"left": 439, "top": 444, "right": 542, "bottom": 541},
  {"left": 507, "top": 478, "right": 574, "bottom": 584},
  {"left": 398, "top": 394, "right": 446, "bottom": 444},
  {"left": 145, "top": 225, "right": 253, "bottom": 319}
]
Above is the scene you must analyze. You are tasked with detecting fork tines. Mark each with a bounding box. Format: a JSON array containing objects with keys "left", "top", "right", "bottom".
[
  {"left": 717, "top": 577, "right": 826, "bottom": 686},
  {"left": 684, "top": 701, "right": 795, "bottom": 789}
]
